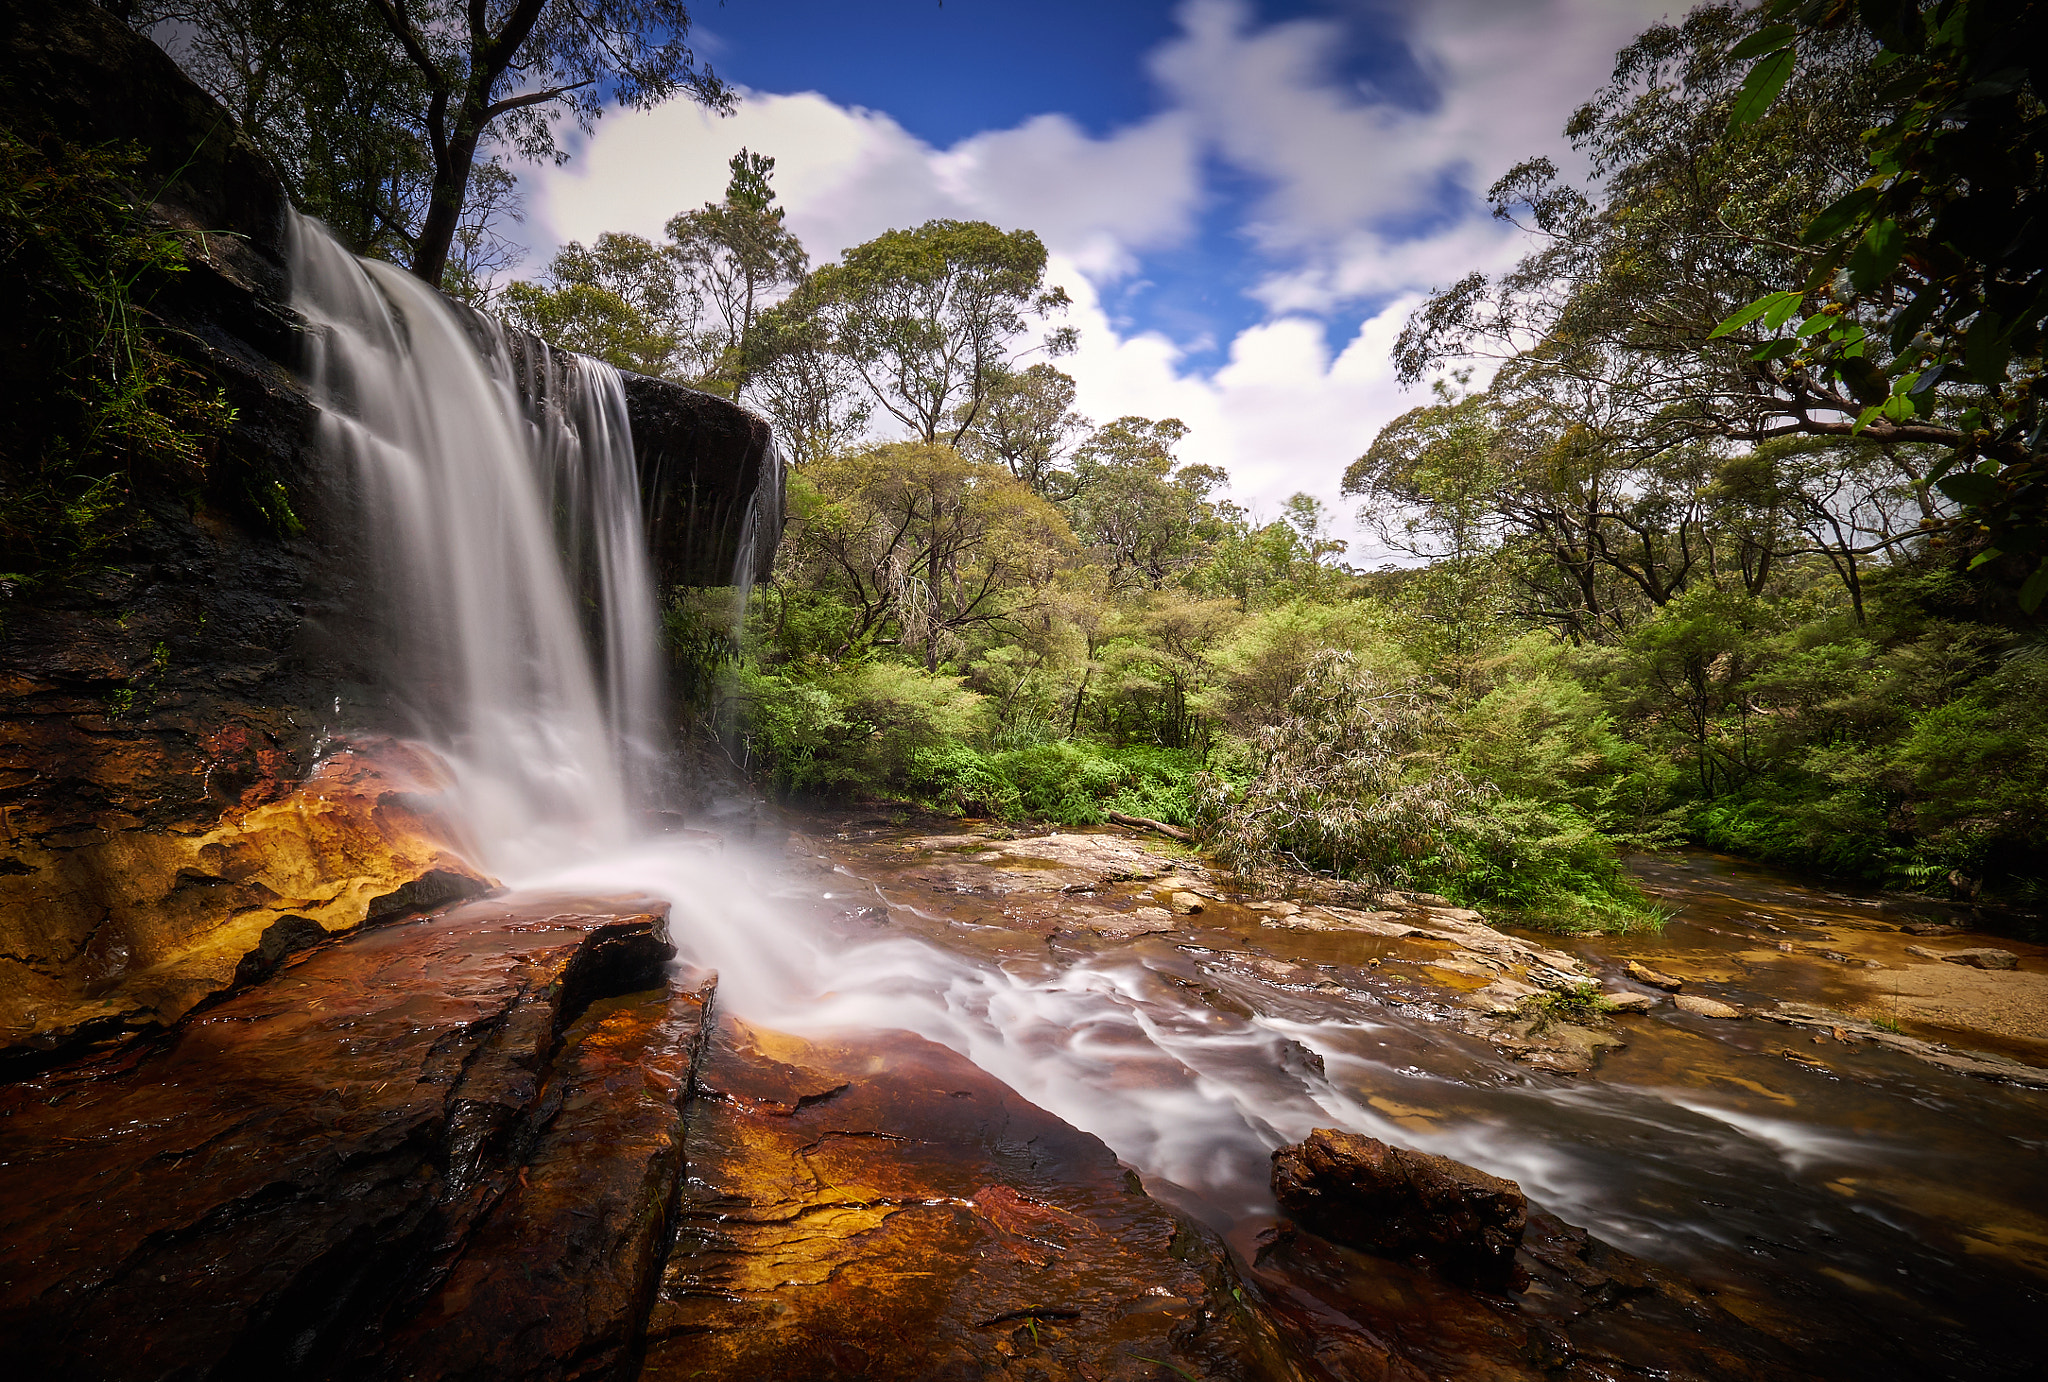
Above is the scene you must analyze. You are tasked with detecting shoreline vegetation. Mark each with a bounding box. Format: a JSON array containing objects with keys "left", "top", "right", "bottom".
[{"left": 12, "top": 3, "right": 2040, "bottom": 936}]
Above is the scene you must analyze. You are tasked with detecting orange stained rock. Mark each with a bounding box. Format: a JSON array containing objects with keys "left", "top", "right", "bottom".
[
  {"left": 0, "top": 736, "right": 492, "bottom": 1062},
  {"left": 641, "top": 1016, "right": 1295, "bottom": 1382}
]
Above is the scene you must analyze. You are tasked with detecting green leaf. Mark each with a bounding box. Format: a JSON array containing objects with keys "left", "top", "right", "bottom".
[
  {"left": 1847, "top": 219, "right": 1905, "bottom": 292},
  {"left": 1963, "top": 311, "right": 2010, "bottom": 384},
  {"left": 1750, "top": 339, "right": 1798, "bottom": 361},
  {"left": 1796, "top": 313, "right": 1833, "bottom": 337},
  {"left": 1708, "top": 291, "right": 1801, "bottom": 339},
  {"left": 1729, "top": 25, "right": 1797, "bottom": 61},
  {"left": 1800, "top": 186, "right": 1879, "bottom": 245},
  {"left": 1935, "top": 471, "right": 2004, "bottom": 508},
  {"left": 1852, "top": 404, "right": 1883, "bottom": 435},
  {"left": 1967, "top": 548, "right": 2002, "bottom": 569},
  {"left": 1762, "top": 293, "right": 1805, "bottom": 331},
  {"left": 2020, "top": 559, "right": 2048, "bottom": 615},
  {"left": 1728, "top": 49, "right": 1796, "bottom": 130},
  {"left": 1888, "top": 286, "right": 1939, "bottom": 352}
]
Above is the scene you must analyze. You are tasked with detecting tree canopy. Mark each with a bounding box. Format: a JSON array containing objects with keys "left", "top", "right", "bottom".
[{"left": 136, "top": 0, "right": 731, "bottom": 288}]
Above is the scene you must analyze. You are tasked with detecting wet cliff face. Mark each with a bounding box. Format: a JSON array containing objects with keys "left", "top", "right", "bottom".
[{"left": 0, "top": 1, "right": 780, "bottom": 1067}]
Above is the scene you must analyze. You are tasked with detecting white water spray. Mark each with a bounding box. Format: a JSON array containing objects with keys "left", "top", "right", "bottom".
[{"left": 292, "top": 214, "right": 662, "bottom": 872}]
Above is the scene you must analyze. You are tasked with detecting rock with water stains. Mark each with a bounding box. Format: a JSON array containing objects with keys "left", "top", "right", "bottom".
[
  {"left": 641, "top": 1017, "right": 1279, "bottom": 1382},
  {"left": 1901, "top": 921, "right": 1964, "bottom": 936},
  {"left": 1168, "top": 890, "right": 1205, "bottom": 914},
  {"left": 1271, "top": 1128, "right": 1528, "bottom": 1290},
  {"left": 1250, "top": 1208, "right": 1810, "bottom": 1382},
  {"left": 1481, "top": 1013, "right": 1628, "bottom": 1073},
  {"left": 1941, "top": 947, "right": 2019, "bottom": 970},
  {"left": 0, "top": 894, "right": 709, "bottom": 1382},
  {"left": 0, "top": 739, "right": 494, "bottom": 1073},
  {"left": 1675, "top": 993, "right": 1743, "bottom": 1019},
  {"left": 1604, "top": 990, "right": 1659, "bottom": 1014},
  {"left": 1625, "top": 960, "right": 1684, "bottom": 990}
]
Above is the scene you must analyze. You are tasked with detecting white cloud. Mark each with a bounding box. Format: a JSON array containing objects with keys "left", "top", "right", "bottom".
[{"left": 532, "top": 92, "right": 1201, "bottom": 278}]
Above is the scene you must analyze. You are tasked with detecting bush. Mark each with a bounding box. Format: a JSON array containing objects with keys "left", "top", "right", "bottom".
[
  {"left": 736, "top": 659, "right": 986, "bottom": 797},
  {"left": 1433, "top": 798, "right": 1665, "bottom": 934}
]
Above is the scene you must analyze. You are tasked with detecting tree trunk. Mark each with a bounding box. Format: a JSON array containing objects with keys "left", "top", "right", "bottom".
[{"left": 411, "top": 125, "right": 482, "bottom": 289}]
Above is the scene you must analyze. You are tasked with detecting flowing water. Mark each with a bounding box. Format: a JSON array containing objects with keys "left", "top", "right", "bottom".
[{"left": 291, "top": 220, "right": 2047, "bottom": 1379}]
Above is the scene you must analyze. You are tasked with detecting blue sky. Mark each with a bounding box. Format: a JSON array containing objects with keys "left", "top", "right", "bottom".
[{"left": 528, "top": 0, "right": 1678, "bottom": 555}]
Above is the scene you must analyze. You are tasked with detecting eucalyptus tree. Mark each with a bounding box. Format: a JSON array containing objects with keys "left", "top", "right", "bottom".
[
  {"left": 665, "top": 150, "right": 807, "bottom": 399},
  {"left": 500, "top": 228, "right": 695, "bottom": 374},
  {"left": 1374, "top": 1, "right": 1983, "bottom": 633},
  {"left": 801, "top": 220, "right": 1075, "bottom": 445},
  {"left": 744, "top": 303, "right": 873, "bottom": 467},
  {"left": 954, "top": 363, "right": 1090, "bottom": 499},
  {"left": 1066, "top": 417, "right": 1228, "bottom": 593},
  {"left": 1710, "top": 0, "right": 2048, "bottom": 609},
  {"left": 779, "top": 442, "right": 1074, "bottom": 671}
]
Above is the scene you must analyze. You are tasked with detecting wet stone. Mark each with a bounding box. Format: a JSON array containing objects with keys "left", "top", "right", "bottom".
[
  {"left": 1625, "top": 960, "right": 1684, "bottom": 990},
  {"left": 0, "top": 894, "right": 703, "bottom": 1382},
  {"left": 1675, "top": 993, "right": 1743, "bottom": 1019},
  {"left": 1271, "top": 1128, "right": 1528, "bottom": 1290},
  {"left": 642, "top": 1017, "right": 1271, "bottom": 1382},
  {"left": 1942, "top": 948, "right": 2019, "bottom": 970}
]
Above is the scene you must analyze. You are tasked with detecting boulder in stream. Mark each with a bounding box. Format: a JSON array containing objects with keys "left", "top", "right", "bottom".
[
  {"left": 1271, "top": 1128, "right": 1528, "bottom": 1290},
  {"left": 1625, "top": 959, "right": 1685, "bottom": 990},
  {"left": 1941, "top": 947, "right": 2019, "bottom": 970}
]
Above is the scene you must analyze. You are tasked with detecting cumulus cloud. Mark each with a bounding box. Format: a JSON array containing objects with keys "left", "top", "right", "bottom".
[
  {"left": 524, "top": 0, "right": 1682, "bottom": 557},
  {"left": 533, "top": 92, "right": 1201, "bottom": 278}
]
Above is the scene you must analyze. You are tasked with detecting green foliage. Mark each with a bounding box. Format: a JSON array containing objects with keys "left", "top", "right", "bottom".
[
  {"left": 143, "top": 1, "right": 732, "bottom": 287},
  {"left": 1519, "top": 981, "right": 1613, "bottom": 1032},
  {"left": 736, "top": 659, "right": 986, "bottom": 798},
  {"left": 799, "top": 219, "right": 1073, "bottom": 444},
  {"left": 1716, "top": 0, "right": 2048, "bottom": 609},
  {"left": 0, "top": 126, "right": 236, "bottom": 588},
  {"left": 1430, "top": 798, "right": 1666, "bottom": 935},
  {"left": 499, "top": 278, "right": 676, "bottom": 375},
  {"left": 1191, "top": 650, "right": 1487, "bottom": 888}
]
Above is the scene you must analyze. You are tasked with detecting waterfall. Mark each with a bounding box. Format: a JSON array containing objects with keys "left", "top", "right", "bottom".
[{"left": 290, "top": 214, "right": 663, "bottom": 875}]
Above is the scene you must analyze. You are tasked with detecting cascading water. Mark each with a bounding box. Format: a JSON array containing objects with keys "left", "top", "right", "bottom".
[
  {"left": 292, "top": 213, "right": 663, "bottom": 872},
  {"left": 289, "top": 217, "right": 2045, "bottom": 1379}
]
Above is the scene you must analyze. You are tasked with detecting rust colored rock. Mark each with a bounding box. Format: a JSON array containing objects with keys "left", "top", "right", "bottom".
[
  {"left": 1271, "top": 1128, "right": 1527, "bottom": 1290},
  {"left": 0, "top": 738, "right": 493, "bottom": 1067},
  {"left": 1249, "top": 1209, "right": 1810, "bottom": 1382},
  {"left": 642, "top": 1017, "right": 1278, "bottom": 1382},
  {"left": 0, "top": 892, "right": 707, "bottom": 1382}
]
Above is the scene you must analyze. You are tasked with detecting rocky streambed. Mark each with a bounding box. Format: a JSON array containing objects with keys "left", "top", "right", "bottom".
[{"left": 3, "top": 815, "right": 2044, "bottom": 1381}]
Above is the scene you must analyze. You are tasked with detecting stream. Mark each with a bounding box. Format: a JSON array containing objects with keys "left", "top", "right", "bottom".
[{"left": 533, "top": 818, "right": 2048, "bottom": 1382}]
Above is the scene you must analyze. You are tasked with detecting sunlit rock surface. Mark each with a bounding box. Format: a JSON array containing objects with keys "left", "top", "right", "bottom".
[
  {"left": 0, "top": 894, "right": 705, "bottom": 1382},
  {"left": 0, "top": 738, "right": 491, "bottom": 1065},
  {"left": 644, "top": 1017, "right": 1291, "bottom": 1382}
]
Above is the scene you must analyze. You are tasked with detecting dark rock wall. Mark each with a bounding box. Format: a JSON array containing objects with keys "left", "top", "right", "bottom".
[{"left": 0, "top": 0, "right": 780, "bottom": 1065}]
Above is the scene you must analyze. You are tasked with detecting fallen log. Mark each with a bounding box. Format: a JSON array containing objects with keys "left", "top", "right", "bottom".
[{"left": 1106, "top": 810, "right": 1193, "bottom": 842}]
